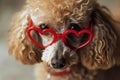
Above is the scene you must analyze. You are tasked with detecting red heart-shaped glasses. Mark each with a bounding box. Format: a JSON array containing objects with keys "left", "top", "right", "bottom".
[{"left": 27, "top": 19, "right": 93, "bottom": 50}]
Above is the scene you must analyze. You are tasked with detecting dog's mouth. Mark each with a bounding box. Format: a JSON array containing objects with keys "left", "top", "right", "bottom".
[
  {"left": 46, "top": 66, "right": 71, "bottom": 76},
  {"left": 46, "top": 63, "right": 98, "bottom": 80}
]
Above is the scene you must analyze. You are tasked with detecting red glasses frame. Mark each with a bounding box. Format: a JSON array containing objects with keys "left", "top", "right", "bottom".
[{"left": 27, "top": 19, "right": 93, "bottom": 50}]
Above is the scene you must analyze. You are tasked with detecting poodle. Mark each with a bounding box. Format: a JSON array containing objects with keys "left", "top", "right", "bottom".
[{"left": 8, "top": 0, "right": 120, "bottom": 80}]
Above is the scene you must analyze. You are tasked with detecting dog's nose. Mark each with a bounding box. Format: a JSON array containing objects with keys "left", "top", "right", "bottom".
[{"left": 51, "top": 57, "right": 66, "bottom": 69}]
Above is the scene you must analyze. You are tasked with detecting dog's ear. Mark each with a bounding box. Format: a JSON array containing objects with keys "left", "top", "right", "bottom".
[
  {"left": 80, "top": 5, "right": 120, "bottom": 70},
  {"left": 8, "top": 9, "right": 42, "bottom": 65}
]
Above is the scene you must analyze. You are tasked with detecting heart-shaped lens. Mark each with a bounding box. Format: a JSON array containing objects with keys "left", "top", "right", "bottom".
[
  {"left": 27, "top": 27, "right": 57, "bottom": 49},
  {"left": 63, "top": 30, "right": 93, "bottom": 50}
]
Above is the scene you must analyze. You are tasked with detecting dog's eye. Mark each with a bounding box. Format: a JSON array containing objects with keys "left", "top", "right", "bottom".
[
  {"left": 69, "top": 23, "right": 81, "bottom": 31},
  {"left": 39, "top": 24, "right": 48, "bottom": 30}
]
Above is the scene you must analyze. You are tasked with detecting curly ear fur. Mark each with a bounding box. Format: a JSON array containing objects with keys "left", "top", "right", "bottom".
[
  {"left": 80, "top": 3, "right": 120, "bottom": 70},
  {"left": 8, "top": 7, "right": 42, "bottom": 65}
]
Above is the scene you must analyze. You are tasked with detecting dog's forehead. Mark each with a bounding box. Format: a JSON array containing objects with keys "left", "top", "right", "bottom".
[
  {"left": 30, "top": 8, "right": 67, "bottom": 28},
  {"left": 29, "top": 0, "right": 95, "bottom": 30}
]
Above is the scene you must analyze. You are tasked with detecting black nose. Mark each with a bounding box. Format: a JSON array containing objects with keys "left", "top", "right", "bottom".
[{"left": 51, "top": 57, "right": 66, "bottom": 69}]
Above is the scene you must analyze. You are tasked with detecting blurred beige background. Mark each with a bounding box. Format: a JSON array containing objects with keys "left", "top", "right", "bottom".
[
  {"left": 0, "top": 0, "right": 120, "bottom": 80},
  {"left": 0, "top": 0, "right": 34, "bottom": 80}
]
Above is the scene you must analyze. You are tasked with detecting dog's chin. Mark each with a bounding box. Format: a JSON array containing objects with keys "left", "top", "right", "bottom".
[{"left": 51, "top": 67, "right": 71, "bottom": 72}]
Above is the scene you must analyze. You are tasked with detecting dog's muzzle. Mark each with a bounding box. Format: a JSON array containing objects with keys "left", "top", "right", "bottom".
[{"left": 51, "top": 57, "right": 66, "bottom": 69}]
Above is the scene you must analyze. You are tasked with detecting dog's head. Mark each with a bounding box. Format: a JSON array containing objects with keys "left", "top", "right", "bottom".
[{"left": 9, "top": 0, "right": 119, "bottom": 71}]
